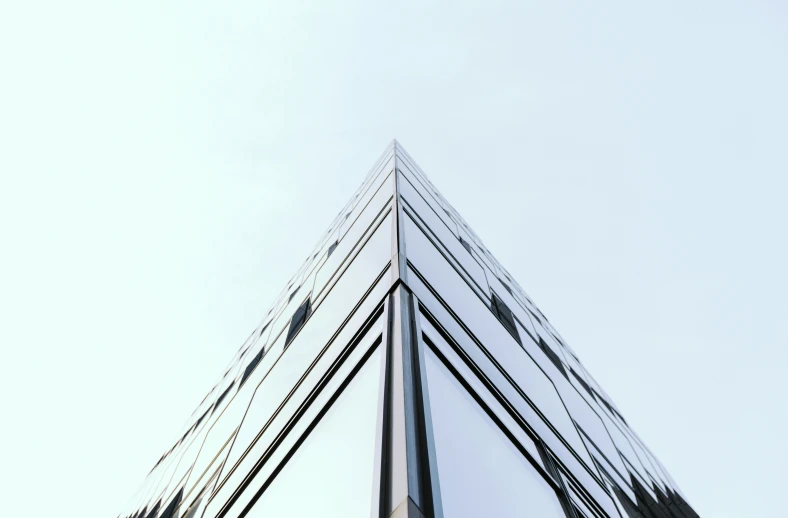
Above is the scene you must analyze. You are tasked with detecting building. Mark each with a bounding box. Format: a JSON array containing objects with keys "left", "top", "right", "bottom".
[{"left": 118, "top": 141, "right": 700, "bottom": 518}]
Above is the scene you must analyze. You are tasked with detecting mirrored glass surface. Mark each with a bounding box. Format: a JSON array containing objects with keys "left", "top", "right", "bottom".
[
  {"left": 423, "top": 347, "right": 566, "bottom": 518},
  {"left": 340, "top": 168, "right": 394, "bottom": 240},
  {"left": 118, "top": 141, "right": 700, "bottom": 518},
  {"left": 314, "top": 189, "right": 393, "bottom": 302},
  {"left": 403, "top": 215, "right": 591, "bottom": 465},
  {"left": 400, "top": 185, "right": 489, "bottom": 299},
  {"left": 226, "top": 212, "right": 391, "bottom": 479},
  {"left": 420, "top": 316, "right": 544, "bottom": 469},
  {"left": 213, "top": 272, "right": 389, "bottom": 511},
  {"left": 244, "top": 347, "right": 382, "bottom": 518},
  {"left": 398, "top": 165, "right": 458, "bottom": 235}
]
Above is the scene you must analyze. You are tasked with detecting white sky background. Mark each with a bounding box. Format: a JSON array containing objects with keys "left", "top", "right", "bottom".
[{"left": 1, "top": 1, "right": 786, "bottom": 517}]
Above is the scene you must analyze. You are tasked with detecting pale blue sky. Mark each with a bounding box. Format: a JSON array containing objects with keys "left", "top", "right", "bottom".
[{"left": 1, "top": 1, "right": 786, "bottom": 517}]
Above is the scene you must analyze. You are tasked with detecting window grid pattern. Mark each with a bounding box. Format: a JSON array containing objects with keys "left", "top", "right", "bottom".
[{"left": 117, "top": 141, "right": 699, "bottom": 518}]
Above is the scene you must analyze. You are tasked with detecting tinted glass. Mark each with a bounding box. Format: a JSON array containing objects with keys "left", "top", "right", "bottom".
[
  {"left": 245, "top": 347, "right": 382, "bottom": 518},
  {"left": 423, "top": 347, "right": 566, "bottom": 518}
]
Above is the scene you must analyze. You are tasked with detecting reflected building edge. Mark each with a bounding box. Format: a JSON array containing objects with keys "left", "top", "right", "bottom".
[{"left": 118, "top": 141, "right": 701, "bottom": 518}]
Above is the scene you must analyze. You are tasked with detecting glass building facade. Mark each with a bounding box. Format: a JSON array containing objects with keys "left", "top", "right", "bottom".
[{"left": 118, "top": 141, "right": 700, "bottom": 518}]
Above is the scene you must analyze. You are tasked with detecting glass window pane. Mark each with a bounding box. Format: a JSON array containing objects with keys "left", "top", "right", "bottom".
[
  {"left": 314, "top": 173, "right": 394, "bottom": 300},
  {"left": 404, "top": 215, "right": 592, "bottom": 469},
  {"left": 423, "top": 347, "right": 566, "bottom": 518},
  {"left": 245, "top": 347, "right": 383, "bottom": 518},
  {"left": 399, "top": 173, "right": 489, "bottom": 298}
]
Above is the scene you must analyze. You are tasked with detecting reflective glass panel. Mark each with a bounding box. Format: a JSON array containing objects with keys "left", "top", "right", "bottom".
[
  {"left": 404, "top": 215, "right": 592, "bottom": 467},
  {"left": 245, "top": 347, "right": 382, "bottom": 518},
  {"left": 423, "top": 347, "right": 566, "bottom": 518},
  {"left": 399, "top": 173, "right": 489, "bottom": 299},
  {"left": 314, "top": 174, "right": 394, "bottom": 300},
  {"left": 398, "top": 165, "right": 458, "bottom": 235}
]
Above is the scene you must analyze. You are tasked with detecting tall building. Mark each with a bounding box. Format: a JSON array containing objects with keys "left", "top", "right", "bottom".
[{"left": 119, "top": 141, "right": 700, "bottom": 518}]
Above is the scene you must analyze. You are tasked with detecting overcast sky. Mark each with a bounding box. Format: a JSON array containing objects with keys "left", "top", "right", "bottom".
[{"left": 1, "top": 1, "right": 786, "bottom": 517}]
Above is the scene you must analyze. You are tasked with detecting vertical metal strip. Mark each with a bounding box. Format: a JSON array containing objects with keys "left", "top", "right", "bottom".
[
  {"left": 398, "top": 288, "right": 423, "bottom": 510},
  {"left": 386, "top": 287, "right": 411, "bottom": 514},
  {"left": 542, "top": 450, "right": 582, "bottom": 518},
  {"left": 372, "top": 295, "right": 393, "bottom": 518},
  {"left": 393, "top": 141, "right": 408, "bottom": 283},
  {"left": 384, "top": 285, "right": 430, "bottom": 518},
  {"left": 409, "top": 295, "right": 442, "bottom": 518}
]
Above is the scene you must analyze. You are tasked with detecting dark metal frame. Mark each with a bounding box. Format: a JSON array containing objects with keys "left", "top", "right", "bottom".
[{"left": 120, "top": 142, "right": 699, "bottom": 518}]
